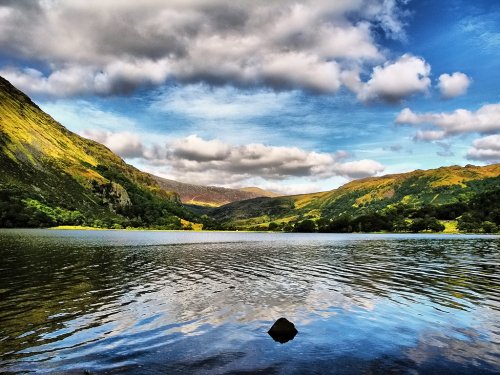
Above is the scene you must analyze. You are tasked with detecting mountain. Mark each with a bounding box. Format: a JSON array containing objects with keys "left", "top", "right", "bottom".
[
  {"left": 210, "top": 164, "right": 500, "bottom": 233},
  {"left": 239, "top": 187, "right": 280, "bottom": 198},
  {"left": 1, "top": 75, "right": 498, "bottom": 233},
  {"left": 0, "top": 76, "right": 197, "bottom": 229},
  {"left": 153, "top": 176, "right": 279, "bottom": 206}
]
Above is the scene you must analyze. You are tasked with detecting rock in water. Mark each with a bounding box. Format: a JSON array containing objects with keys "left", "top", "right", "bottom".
[{"left": 268, "top": 317, "right": 298, "bottom": 344}]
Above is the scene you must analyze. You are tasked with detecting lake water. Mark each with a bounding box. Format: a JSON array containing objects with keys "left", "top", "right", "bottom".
[{"left": 0, "top": 229, "right": 499, "bottom": 374}]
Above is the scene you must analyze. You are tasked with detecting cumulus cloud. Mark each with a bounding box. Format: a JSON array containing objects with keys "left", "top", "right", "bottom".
[
  {"left": 396, "top": 103, "right": 500, "bottom": 140},
  {"left": 0, "top": 0, "right": 411, "bottom": 97},
  {"left": 438, "top": 72, "right": 471, "bottom": 99},
  {"left": 81, "top": 129, "right": 144, "bottom": 158},
  {"left": 84, "top": 132, "right": 385, "bottom": 185},
  {"left": 332, "top": 159, "right": 386, "bottom": 179},
  {"left": 171, "top": 135, "right": 231, "bottom": 161},
  {"left": 157, "top": 138, "right": 385, "bottom": 185},
  {"left": 0, "top": 60, "right": 172, "bottom": 96},
  {"left": 349, "top": 54, "right": 431, "bottom": 103},
  {"left": 151, "top": 135, "right": 384, "bottom": 181},
  {"left": 466, "top": 135, "right": 500, "bottom": 162}
]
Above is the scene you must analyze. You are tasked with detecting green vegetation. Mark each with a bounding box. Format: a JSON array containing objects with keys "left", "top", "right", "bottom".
[
  {"left": 0, "top": 75, "right": 200, "bottom": 229},
  {"left": 0, "top": 75, "right": 498, "bottom": 233},
  {"left": 294, "top": 192, "right": 497, "bottom": 234},
  {"left": 209, "top": 167, "right": 500, "bottom": 234},
  {"left": 0, "top": 186, "right": 84, "bottom": 228}
]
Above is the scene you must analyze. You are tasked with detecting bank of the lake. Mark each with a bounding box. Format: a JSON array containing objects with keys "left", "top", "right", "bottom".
[{"left": 47, "top": 224, "right": 498, "bottom": 236}]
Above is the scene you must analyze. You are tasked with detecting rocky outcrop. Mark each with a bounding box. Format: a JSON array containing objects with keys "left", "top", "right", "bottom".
[{"left": 92, "top": 180, "right": 131, "bottom": 211}]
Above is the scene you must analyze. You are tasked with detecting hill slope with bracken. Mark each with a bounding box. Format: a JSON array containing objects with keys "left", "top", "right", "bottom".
[
  {"left": 153, "top": 176, "right": 279, "bottom": 207},
  {"left": 210, "top": 164, "right": 500, "bottom": 232},
  {"left": 0, "top": 76, "right": 196, "bottom": 228}
]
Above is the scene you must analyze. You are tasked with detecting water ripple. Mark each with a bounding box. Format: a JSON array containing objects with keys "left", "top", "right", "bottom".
[{"left": 0, "top": 230, "right": 498, "bottom": 374}]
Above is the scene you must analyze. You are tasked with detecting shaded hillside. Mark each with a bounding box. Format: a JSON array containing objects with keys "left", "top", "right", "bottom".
[
  {"left": 210, "top": 164, "right": 500, "bottom": 232},
  {"left": 211, "top": 196, "right": 295, "bottom": 223},
  {"left": 0, "top": 76, "right": 196, "bottom": 228},
  {"left": 153, "top": 176, "right": 279, "bottom": 206}
]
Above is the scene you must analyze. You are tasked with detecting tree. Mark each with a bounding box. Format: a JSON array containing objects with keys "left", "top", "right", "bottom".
[
  {"left": 481, "top": 221, "right": 497, "bottom": 233},
  {"left": 294, "top": 219, "right": 317, "bottom": 232},
  {"left": 457, "top": 213, "right": 481, "bottom": 232},
  {"left": 410, "top": 217, "right": 444, "bottom": 232},
  {"left": 268, "top": 222, "right": 280, "bottom": 231}
]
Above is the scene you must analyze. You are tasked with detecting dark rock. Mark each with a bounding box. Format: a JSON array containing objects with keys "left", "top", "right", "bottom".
[{"left": 267, "top": 317, "right": 298, "bottom": 344}]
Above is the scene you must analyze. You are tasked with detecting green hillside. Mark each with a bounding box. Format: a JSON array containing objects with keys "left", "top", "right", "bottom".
[
  {"left": 210, "top": 164, "right": 500, "bottom": 233},
  {"left": 0, "top": 76, "right": 197, "bottom": 229}
]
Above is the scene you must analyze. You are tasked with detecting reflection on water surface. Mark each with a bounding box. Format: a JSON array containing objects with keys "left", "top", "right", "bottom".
[{"left": 0, "top": 230, "right": 499, "bottom": 374}]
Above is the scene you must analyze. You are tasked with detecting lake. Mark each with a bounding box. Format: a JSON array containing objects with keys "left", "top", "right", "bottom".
[{"left": 0, "top": 229, "right": 499, "bottom": 374}]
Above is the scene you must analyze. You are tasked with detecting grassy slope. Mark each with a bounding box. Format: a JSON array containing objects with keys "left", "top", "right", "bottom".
[
  {"left": 302, "top": 164, "right": 500, "bottom": 214},
  {"left": 0, "top": 76, "right": 191, "bottom": 225},
  {"left": 211, "top": 164, "right": 500, "bottom": 229}
]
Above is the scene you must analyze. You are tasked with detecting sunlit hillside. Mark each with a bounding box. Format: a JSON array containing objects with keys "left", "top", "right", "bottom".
[
  {"left": 0, "top": 76, "right": 195, "bottom": 228},
  {"left": 211, "top": 164, "right": 500, "bottom": 232}
]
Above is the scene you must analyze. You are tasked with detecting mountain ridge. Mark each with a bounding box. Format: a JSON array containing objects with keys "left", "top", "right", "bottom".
[{"left": 153, "top": 175, "right": 279, "bottom": 207}]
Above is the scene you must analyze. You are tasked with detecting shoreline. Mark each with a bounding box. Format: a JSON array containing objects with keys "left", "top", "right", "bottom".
[{"left": 31, "top": 225, "right": 498, "bottom": 235}]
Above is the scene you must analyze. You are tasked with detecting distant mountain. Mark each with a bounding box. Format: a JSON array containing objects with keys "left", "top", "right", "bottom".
[
  {"left": 210, "top": 164, "right": 500, "bottom": 232},
  {"left": 0, "top": 76, "right": 197, "bottom": 229},
  {"left": 153, "top": 176, "right": 279, "bottom": 207},
  {"left": 239, "top": 187, "right": 280, "bottom": 197}
]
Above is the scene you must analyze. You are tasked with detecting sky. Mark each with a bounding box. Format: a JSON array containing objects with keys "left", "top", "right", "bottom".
[{"left": 0, "top": 0, "right": 499, "bottom": 194}]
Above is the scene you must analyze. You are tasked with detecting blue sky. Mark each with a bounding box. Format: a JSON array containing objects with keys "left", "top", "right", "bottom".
[{"left": 0, "top": 0, "right": 498, "bottom": 194}]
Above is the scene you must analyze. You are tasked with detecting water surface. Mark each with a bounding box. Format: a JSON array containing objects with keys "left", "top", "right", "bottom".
[{"left": 0, "top": 229, "right": 499, "bottom": 374}]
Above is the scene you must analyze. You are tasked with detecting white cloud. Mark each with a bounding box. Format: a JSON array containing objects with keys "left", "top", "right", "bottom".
[
  {"left": 0, "top": 66, "right": 97, "bottom": 97},
  {"left": 466, "top": 134, "right": 500, "bottom": 162},
  {"left": 396, "top": 103, "right": 500, "bottom": 139},
  {"left": 86, "top": 132, "right": 385, "bottom": 185},
  {"left": 350, "top": 54, "right": 431, "bottom": 103},
  {"left": 395, "top": 107, "right": 420, "bottom": 123},
  {"left": 360, "top": 0, "right": 410, "bottom": 41},
  {"left": 260, "top": 52, "right": 342, "bottom": 93},
  {"left": 438, "top": 72, "right": 471, "bottom": 99},
  {"left": 171, "top": 135, "right": 231, "bottom": 161},
  {"left": 81, "top": 129, "right": 144, "bottom": 158},
  {"left": 332, "top": 159, "right": 386, "bottom": 179},
  {"left": 0, "top": 59, "right": 172, "bottom": 96},
  {"left": 257, "top": 180, "right": 329, "bottom": 195},
  {"left": 413, "top": 130, "right": 446, "bottom": 141},
  {"left": 151, "top": 135, "right": 385, "bottom": 183},
  {"left": 0, "top": 0, "right": 410, "bottom": 97}
]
